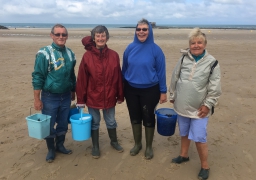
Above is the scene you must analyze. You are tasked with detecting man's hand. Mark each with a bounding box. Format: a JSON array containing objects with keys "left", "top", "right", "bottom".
[
  {"left": 34, "top": 99, "right": 43, "bottom": 110},
  {"left": 34, "top": 90, "right": 42, "bottom": 110}
]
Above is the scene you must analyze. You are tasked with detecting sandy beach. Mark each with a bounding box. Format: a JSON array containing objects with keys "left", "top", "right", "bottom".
[{"left": 0, "top": 27, "right": 256, "bottom": 180}]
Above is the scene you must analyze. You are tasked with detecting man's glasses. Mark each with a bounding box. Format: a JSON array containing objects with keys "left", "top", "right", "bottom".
[
  {"left": 53, "top": 33, "right": 68, "bottom": 37},
  {"left": 136, "top": 28, "right": 148, "bottom": 32}
]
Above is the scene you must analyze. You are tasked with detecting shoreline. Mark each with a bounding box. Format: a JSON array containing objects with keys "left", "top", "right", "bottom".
[
  {"left": 1, "top": 27, "right": 256, "bottom": 32},
  {"left": 1, "top": 23, "right": 256, "bottom": 30},
  {"left": 1, "top": 28, "right": 255, "bottom": 41},
  {"left": 120, "top": 26, "right": 256, "bottom": 30}
]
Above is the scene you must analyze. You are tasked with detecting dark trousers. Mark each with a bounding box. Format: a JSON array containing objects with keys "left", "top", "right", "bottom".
[{"left": 124, "top": 81, "right": 160, "bottom": 127}]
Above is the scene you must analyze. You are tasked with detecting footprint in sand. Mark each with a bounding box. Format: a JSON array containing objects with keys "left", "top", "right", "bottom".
[
  {"left": 113, "top": 161, "right": 123, "bottom": 172},
  {"left": 102, "top": 151, "right": 110, "bottom": 160},
  {"left": 121, "top": 151, "right": 130, "bottom": 159},
  {"left": 24, "top": 159, "right": 35, "bottom": 168},
  {"left": 21, "top": 170, "right": 31, "bottom": 179},
  {"left": 160, "top": 156, "right": 168, "bottom": 163},
  {"left": 165, "top": 163, "right": 181, "bottom": 173},
  {"left": 10, "top": 162, "right": 21, "bottom": 174},
  {"left": 44, "top": 166, "right": 60, "bottom": 179},
  {"left": 21, "top": 143, "right": 41, "bottom": 157},
  {"left": 1, "top": 139, "right": 13, "bottom": 145},
  {"left": 243, "top": 150, "right": 254, "bottom": 162}
]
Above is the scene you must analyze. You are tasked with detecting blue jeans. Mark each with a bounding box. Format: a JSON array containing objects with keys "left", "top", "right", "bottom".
[
  {"left": 41, "top": 91, "right": 71, "bottom": 138},
  {"left": 88, "top": 107, "right": 117, "bottom": 130}
]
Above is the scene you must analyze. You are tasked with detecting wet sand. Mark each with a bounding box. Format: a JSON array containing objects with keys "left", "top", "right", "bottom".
[{"left": 0, "top": 28, "right": 256, "bottom": 180}]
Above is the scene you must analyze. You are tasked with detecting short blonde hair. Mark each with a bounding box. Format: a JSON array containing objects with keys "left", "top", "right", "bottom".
[{"left": 188, "top": 27, "right": 207, "bottom": 44}]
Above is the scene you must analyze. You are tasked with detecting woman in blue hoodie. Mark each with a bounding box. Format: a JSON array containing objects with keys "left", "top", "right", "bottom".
[{"left": 122, "top": 18, "right": 167, "bottom": 159}]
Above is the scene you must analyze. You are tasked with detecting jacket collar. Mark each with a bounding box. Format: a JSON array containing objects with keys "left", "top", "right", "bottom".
[
  {"left": 180, "top": 48, "right": 208, "bottom": 62},
  {"left": 52, "top": 42, "right": 65, "bottom": 51}
]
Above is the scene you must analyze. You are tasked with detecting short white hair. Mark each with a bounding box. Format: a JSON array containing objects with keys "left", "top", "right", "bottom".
[{"left": 188, "top": 27, "right": 207, "bottom": 44}]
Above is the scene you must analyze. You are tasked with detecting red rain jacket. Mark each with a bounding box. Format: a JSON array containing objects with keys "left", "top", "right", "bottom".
[{"left": 76, "top": 36, "right": 124, "bottom": 109}]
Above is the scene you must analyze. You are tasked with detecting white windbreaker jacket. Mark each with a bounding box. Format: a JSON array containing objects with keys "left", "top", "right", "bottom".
[{"left": 169, "top": 49, "right": 222, "bottom": 118}]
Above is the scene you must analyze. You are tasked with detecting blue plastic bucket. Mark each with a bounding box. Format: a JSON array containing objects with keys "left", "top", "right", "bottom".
[
  {"left": 70, "top": 113, "right": 92, "bottom": 141},
  {"left": 25, "top": 113, "right": 51, "bottom": 139},
  {"left": 155, "top": 108, "right": 177, "bottom": 136},
  {"left": 68, "top": 108, "right": 79, "bottom": 124}
]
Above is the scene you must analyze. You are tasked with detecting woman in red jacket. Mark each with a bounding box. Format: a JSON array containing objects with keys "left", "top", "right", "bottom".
[{"left": 76, "top": 25, "right": 124, "bottom": 158}]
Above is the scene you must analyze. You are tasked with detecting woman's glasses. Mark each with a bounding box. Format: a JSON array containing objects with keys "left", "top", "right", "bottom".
[
  {"left": 53, "top": 33, "right": 68, "bottom": 37},
  {"left": 136, "top": 28, "right": 148, "bottom": 32}
]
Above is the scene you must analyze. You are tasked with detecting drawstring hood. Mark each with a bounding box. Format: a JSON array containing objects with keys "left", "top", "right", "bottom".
[
  {"left": 133, "top": 23, "right": 154, "bottom": 44},
  {"left": 81, "top": 36, "right": 108, "bottom": 59},
  {"left": 122, "top": 22, "right": 167, "bottom": 93},
  {"left": 76, "top": 36, "right": 124, "bottom": 109}
]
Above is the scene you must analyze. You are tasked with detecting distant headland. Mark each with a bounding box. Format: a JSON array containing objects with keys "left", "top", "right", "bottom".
[
  {"left": 0, "top": 25, "right": 9, "bottom": 29},
  {"left": 120, "top": 22, "right": 158, "bottom": 28}
]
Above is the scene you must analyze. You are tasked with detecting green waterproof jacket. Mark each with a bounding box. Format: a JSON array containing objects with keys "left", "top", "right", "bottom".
[{"left": 32, "top": 42, "right": 76, "bottom": 93}]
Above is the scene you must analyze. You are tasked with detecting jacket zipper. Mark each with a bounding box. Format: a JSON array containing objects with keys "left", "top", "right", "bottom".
[
  {"left": 100, "top": 49, "right": 106, "bottom": 109},
  {"left": 189, "top": 62, "right": 197, "bottom": 80}
]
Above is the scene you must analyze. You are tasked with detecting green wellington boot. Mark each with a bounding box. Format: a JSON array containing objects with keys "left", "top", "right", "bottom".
[
  {"left": 144, "top": 127, "right": 155, "bottom": 160},
  {"left": 130, "top": 124, "right": 142, "bottom": 156},
  {"left": 91, "top": 129, "right": 100, "bottom": 158},
  {"left": 107, "top": 128, "right": 123, "bottom": 152}
]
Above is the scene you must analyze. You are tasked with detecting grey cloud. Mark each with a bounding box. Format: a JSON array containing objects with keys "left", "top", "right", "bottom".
[
  {"left": 0, "top": 0, "right": 255, "bottom": 24},
  {"left": 150, "top": 0, "right": 185, "bottom": 2}
]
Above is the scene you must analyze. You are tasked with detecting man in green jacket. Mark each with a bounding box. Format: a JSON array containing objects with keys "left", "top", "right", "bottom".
[{"left": 32, "top": 24, "right": 76, "bottom": 163}]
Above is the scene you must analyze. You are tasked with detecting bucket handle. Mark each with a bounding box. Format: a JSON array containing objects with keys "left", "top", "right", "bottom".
[
  {"left": 29, "top": 107, "right": 48, "bottom": 122},
  {"left": 29, "top": 107, "right": 35, "bottom": 116}
]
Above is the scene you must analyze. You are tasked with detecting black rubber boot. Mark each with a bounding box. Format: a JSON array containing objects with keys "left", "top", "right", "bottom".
[
  {"left": 144, "top": 127, "right": 155, "bottom": 160},
  {"left": 130, "top": 124, "right": 142, "bottom": 156},
  {"left": 107, "top": 128, "right": 124, "bottom": 152},
  {"left": 45, "top": 138, "right": 55, "bottom": 163},
  {"left": 91, "top": 129, "right": 100, "bottom": 159},
  {"left": 55, "top": 135, "right": 72, "bottom": 154}
]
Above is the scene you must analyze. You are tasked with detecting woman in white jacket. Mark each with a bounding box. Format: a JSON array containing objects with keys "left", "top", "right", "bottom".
[{"left": 169, "top": 28, "right": 221, "bottom": 180}]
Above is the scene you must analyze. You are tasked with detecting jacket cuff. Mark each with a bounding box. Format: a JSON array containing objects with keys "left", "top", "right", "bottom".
[{"left": 203, "top": 103, "right": 211, "bottom": 110}]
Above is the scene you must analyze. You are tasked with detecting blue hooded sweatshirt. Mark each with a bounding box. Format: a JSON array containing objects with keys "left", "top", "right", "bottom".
[{"left": 122, "top": 23, "right": 167, "bottom": 93}]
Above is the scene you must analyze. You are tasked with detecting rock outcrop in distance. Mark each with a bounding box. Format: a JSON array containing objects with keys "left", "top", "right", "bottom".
[{"left": 0, "top": 25, "right": 9, "bottom": 29}]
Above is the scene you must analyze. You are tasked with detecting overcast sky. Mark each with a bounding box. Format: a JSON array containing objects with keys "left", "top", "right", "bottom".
[{"left": 0, "top": 0, "right": 255, "bottom": 25}]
